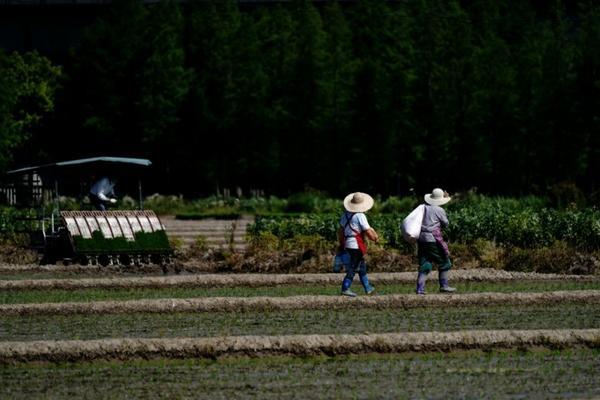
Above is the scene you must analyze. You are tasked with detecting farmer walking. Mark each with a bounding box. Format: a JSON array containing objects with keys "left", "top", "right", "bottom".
[
  {"left": 338, "top": 192, "right": 379, "bottom": 297},
  {"left": 416, "top": 188, "right": 456, "bottom": 295}
]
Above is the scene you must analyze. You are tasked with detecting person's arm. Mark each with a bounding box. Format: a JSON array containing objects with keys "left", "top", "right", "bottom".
[
  {"left": 97, "top": 192, "right": 111, "bottom": 202},
  {"left": 364, "top": 228, "right": 379, "bottom": 242},
  {"left": 95, "top": 178, "right": 117, "bottom": 203},
  {"left": 358, "top": 213, "right": 379, "bottom": 242},
  {"left": 106, "top": 180, "right": 117, "bottom": 201},
  {"left": 438, "top": 208, "right": 449, "bottom": 227}
]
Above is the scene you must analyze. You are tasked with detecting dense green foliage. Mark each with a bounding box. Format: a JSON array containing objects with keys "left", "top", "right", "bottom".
[
  {"left": 62, "top": 0, "right": 190, "bottom": 161},
  {"left": 249, "top": 206, "right": 600, "bottom": 250},
  {"left": 0, "top": 207, "right": 39, "bottom": 235},
  {"left": 0, "top": 50, "right": 60, "bottom": 171},
  {"left": 5, "top": 0, "right": 599, "bottom": 198}
]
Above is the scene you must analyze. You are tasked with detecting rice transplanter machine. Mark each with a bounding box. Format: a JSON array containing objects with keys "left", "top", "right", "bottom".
[{"left": 5, "top": 157, "right": 172, "bottom": 266}]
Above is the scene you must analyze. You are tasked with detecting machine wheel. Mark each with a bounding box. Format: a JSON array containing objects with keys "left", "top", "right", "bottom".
[
  {"left": 98, "top": 255, "right": 110, "bottom": 267},
  {"left": 119, "top": 254, "right": 132, "bottom": 266},
  {"left": 77, "top": 255, "right": 89, "bottom": 266},
  {"left": 40, "top": 254, "right": 57, "bottom": 265}
]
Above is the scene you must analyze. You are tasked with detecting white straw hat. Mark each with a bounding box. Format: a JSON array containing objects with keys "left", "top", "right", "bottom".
[
  {"left": 424, "top": 188, "right": 451, "bottom": 206},
  {"left": 343, "top": 192, "right": 374, "bottom": 213}
]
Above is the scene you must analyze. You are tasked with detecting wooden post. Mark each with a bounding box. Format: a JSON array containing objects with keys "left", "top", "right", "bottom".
[{"left": 138, "top": 179, "right": 143, "bottom": 210}]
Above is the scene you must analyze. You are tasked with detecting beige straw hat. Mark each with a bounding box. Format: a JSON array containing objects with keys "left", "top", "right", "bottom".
[
  {"left": 424, "top": 188, "right": 451, "bottom": 206},
  {"left": 343, "top": 192, "right": 374, "bottom": 213}
]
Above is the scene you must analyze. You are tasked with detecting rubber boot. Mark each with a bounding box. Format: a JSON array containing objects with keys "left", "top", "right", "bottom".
[
  {"left": 416, "top": 272, "right": 427, "bottom": 295},
  {"left": 359, "top": 273, "right": 375, "bottom": 294},
  {"left": 439, "top": 270, "right": 456, "bottom": 293},
  {"left": 341, "top": 277, "right": 356, "bottom": 296}
]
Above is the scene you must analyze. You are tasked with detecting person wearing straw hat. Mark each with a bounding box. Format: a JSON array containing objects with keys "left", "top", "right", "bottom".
[
  {"left": 338, "top": 192, "right": 380, "bottom": 297},
  {"left": 416, "top": 188, "right": 456, "bottom": 295}
]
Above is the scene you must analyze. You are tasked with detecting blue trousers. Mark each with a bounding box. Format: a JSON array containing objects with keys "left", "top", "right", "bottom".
[{"left": 341, "top": 248, "right": 373, "bottom": 293}]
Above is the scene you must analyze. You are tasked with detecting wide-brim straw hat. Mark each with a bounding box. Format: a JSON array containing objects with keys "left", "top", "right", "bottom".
[
  {"left": 424, "top": 188, "right": 451, "bottom": 206},
  {"left": 343, "top": 192, "right": 374, "bottom": 213}
]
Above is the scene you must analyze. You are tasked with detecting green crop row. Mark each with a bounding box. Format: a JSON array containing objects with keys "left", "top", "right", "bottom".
[
  {"left": 3, "top": 281, "right": 600, "bottom": 305},
  {"left": 2, "top": 304, "right": 598, "bottom": 342},
  {"left": 73, "top": 230, "right": 171, "bottom": 253},
  {"left": 447, "top": 208, "right": 600, "bottom": 249},
  {"left": 249, "top": 208, "right": 600, "bottom": 250},
  {"left": 2, "top": 350, "right": 598, "bottom": 400}
]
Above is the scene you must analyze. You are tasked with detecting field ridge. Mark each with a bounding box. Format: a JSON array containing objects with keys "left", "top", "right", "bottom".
[
  {"left": 1, "top": 329, "right": 598, "bottom": 363},
  {"left": 2, "top": 290, "right": 599, "bottom": 316},
  {"left": 1, "top": 269, "right": 598, "bottom": 290}
]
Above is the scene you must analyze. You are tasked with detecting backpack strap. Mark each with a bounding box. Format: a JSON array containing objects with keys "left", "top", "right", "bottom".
[
  {"left": 342, "top": 212, "right": 355, "bottom": 238},
  {"left": 343, "top": 211, "right": 367, "bottom": 254}
]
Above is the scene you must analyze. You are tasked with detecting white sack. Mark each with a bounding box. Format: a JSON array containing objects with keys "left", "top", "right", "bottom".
[{"left": 401, "top": 204, "right": 425, "bottom": 243}]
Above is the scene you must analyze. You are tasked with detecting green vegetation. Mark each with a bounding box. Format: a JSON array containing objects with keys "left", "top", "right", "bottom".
[
  {"left": 73, "top": 230, "right": 171, "bottom": 253},
  {"left": 2, "top": 0, "right": 597, "bottom": 198},
  {"left": 0, "top": 207, "right": 40, "bottom": 235},
  {"left": 0, "top": 50, "right": 60, "bottom": 172},
  {"left": 2, "top": 304, "right": 599, "bottom": 342},
  {"left": 1, "top": 350, "right": 598, "bottom": 399},
  {"left": 2, "top": 193, "right": 599, "bottom": 273},
  {"left": 0, "top": 273, "right": 150, "bottom": 281},
  {"left": 2, "top": 281, "right": 599, "bottom": 304},
  {"left": 144, "top": 194, "right": 320, "bottom": 216},
  {"left": 249, "top": 206, "right": 600, "bottom": 250},
  {"left": 175, "top": 212, "right": 242, "bottom": 220}
]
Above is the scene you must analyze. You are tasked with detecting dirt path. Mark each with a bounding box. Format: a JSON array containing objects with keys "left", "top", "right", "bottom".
[
  {"left": 0, "top": 329, "right": 597, "bottom": 363},
  {"left": 1, "top": 269, "right": 597, "bottom": 290},
  {"left": 160, "top": 216, "right": 252, "bottom": 252},
  {"left": 2, "top": 290, "right": 599, "bottom": 316}
]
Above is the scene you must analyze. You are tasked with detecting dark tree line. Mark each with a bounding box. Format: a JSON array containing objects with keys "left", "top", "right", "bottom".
[{"left": 8, "top": 0, "right": 600, "bottom": 197}]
